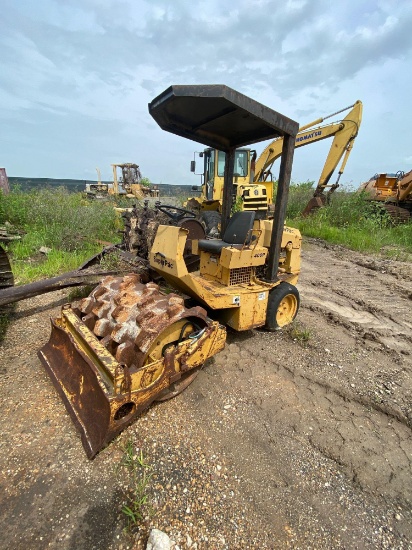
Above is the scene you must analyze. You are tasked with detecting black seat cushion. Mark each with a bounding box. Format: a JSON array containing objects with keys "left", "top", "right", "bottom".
[
  {"left": 222, "top": 211, "right": 255, "bottom": 244},
  {"left": 198, "top": 211, "right": 255, "bottom": 254}
]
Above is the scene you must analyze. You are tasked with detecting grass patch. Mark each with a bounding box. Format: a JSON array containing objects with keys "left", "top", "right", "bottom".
[
  {"left": 287, "top": 321, "right": 311, "bottom": 344},
  {"left": 286, "top": 184, "right": 412, "bottom": 260},
  {"left": 0, "top": 187, "right": 120, "bottom": 283},
  {"left": 116, "top": 439, "right": 154, "bottom": 531}
]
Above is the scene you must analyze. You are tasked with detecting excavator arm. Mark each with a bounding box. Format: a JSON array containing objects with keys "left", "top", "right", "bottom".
[{"left": 254, "top": 101, "right": 363, "bottom": 213}]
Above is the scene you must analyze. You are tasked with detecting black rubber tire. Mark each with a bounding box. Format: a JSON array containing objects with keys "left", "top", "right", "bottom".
[
  {"left": 200, "top": 211, "right": 221, "bottom": 237},
  {"left": 265, "top": 282, "right": 300, "bottom": 331}
]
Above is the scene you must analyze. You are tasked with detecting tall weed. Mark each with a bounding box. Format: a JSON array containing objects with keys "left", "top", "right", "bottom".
[
  {"left": 287, "top": 186, "right": 411, "bottom": 258},
  {"left": 0, "top": 188, "right": 119, "bottom": 282},
  {"left": 285, "top": 181, "right": 314, "bottom": 218}
]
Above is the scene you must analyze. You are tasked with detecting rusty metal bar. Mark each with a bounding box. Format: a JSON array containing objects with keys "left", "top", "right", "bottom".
[{"left": 0, "top": 269, "right": 119, "bottom": 307}]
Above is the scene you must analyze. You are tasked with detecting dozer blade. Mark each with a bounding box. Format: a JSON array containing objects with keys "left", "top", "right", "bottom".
[{"left": 38, "top": 275, "right": 226, "bottom": 458}]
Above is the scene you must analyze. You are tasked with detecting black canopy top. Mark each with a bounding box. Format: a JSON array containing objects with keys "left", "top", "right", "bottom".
[{"left": 148, "top": 85, "right": 299, "bottom": 152}]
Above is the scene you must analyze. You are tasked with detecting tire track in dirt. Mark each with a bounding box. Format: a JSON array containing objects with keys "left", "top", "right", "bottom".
[
  {"left": 216, "top": 339, "right": 412, "bottom": 504},
  {"left": 299, "top": 244, "right": 412, "bottom": 354}
]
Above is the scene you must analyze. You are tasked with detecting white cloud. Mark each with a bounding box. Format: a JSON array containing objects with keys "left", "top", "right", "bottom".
[{"left": 0, "top": 0, "right": 411, "bottom": 184}]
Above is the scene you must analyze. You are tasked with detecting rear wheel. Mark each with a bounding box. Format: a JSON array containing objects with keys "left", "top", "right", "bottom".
[{"left": 265, "top": 282, "right": 299, "bottom": 331}]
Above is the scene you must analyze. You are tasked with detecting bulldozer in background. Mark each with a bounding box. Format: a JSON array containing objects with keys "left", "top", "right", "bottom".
[
  {"left": 85, "top": 163, "right": 159, "bottom": 200},
  {"left": 358, "top": 169, "right": 412, "bottom": 223},
  {"left": 38, "top": 84, "right": 302, "bottom": 458},
  {"left": 186, "top": 101, "right": 363, "bottom": 232}
]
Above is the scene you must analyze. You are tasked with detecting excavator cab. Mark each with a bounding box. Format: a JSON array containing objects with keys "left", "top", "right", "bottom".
[
  {"left": 188, "top": 147, "right": 272, "bottom": 217},
  {"left": 39, "top": 85, "right": 300, "bottom": 458}
]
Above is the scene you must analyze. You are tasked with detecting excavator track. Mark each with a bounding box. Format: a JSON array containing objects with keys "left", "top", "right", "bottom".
[
  {"left": 382, "top": 204, "right": 411, "bottom": 224},
  {"left": 38, "top": 274, "right": 226, "bottom": 458}
]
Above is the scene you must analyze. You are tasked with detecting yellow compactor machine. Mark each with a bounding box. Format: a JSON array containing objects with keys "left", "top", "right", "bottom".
[{"left": 39, "top": 85, "right": 301, "bottom": 458}]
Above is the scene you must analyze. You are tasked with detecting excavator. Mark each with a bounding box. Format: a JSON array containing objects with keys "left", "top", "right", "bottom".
[
  {"left": 38, "top": 84, "right": 302, "bottom": 458},
  {"left": 110, "top": 163, "right": 160, "bottom": 199},
  {"left": 358, "top": 169, "right": 412, "bottom": 222},
  {"left": 187, "top": 100, "right": 363, "bottom": 227}
]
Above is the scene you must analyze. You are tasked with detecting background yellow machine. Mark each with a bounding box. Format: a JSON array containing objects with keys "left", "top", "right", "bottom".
[
  {"left": 85, "top": 163, "right": 159, "bottom": 199},
  {"left": 39, "top": 85, "right": 301, "bottom": 458},
  {"left": 358, "top": 169, "right": 412, "bottom": 222},
  {"left": 187, "top": 101, "right": 362, "bottom": 226}
]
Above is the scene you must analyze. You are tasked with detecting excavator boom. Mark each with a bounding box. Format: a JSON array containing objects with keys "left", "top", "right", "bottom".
[{"left": 254, "top": 101, "right": 362, "bottom": 214}]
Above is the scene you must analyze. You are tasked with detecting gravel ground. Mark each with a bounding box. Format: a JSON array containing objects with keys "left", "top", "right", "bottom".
[{"left": 0, "top": 238, "right": 411, "bottom": 549}]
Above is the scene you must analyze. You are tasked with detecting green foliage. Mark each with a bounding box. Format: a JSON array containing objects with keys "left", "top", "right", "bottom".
[
  {"left": 288, "top": 322, "right": 311, "bottom": 344},
  {"left": 140, "top": 177, "right": 151, "bottom": 188},
  {"left": 116, "top": 439, "right": 153, "bottom": 531},
  {"left": 284, "top": 181, "right": 314, "bottom": 219},
  {"left": 231, "top": 195, "right": 244, "bottom": 214},
  {"left": 0, "top": 188, "right": 120, "bottom": 283},
  {"left": 99, "top": 249, "right": 124, "bottom": 271},
  {"left": 286, "top": 186, "right": 412, "bottom": 259}
]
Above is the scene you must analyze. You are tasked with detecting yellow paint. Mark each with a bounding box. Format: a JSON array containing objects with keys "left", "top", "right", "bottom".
[{"left": 150, "top": 224, "right": 301, "bottom": 331}]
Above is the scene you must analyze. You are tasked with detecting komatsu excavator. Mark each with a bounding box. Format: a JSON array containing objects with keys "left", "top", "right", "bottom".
[
  {"left": 187, "top": 101, "right": 362, "bottom": 223},
  {"left": 38, "top": 85, "right": 301, "bottom": 458}
]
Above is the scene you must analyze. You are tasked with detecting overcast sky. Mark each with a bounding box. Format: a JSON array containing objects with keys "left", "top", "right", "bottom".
[{"left": 1, "top": 0, "right": 411, "bottom": 188}]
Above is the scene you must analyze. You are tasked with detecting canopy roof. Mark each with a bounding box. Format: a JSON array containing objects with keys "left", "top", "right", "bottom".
[{"left": 148, "top": 85, "right": 298, "bottom": 151}]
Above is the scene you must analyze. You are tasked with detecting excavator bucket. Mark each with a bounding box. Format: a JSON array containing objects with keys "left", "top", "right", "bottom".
[
  {"left": 38, "top": 275, "right": 226, "bottom": 458},
  {"left": 301, "top": 194, "right": 327, "bottom": 217}
]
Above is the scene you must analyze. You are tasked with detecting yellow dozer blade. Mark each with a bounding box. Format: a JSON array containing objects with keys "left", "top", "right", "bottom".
[{"left": 38, "top": 274, "right": 226, "bottom": 458}]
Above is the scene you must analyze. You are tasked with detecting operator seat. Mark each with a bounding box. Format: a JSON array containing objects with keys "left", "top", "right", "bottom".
[{"left": 198, "top": 211, "right": 256, "bottom": 254}]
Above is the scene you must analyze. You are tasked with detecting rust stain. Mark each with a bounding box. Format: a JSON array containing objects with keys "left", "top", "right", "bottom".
[{"left": 38, "top": 275, "right": 226, "bottom": 459}]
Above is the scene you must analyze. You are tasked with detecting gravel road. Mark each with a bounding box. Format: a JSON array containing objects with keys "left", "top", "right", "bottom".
[{"left": 0, "top": 238, "right": 411, "bottom": 549}]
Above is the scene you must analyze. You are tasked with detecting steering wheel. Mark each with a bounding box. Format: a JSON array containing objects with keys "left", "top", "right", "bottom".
[{"left": 156, "top": 204, "right": 197, "bottom": 222}]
